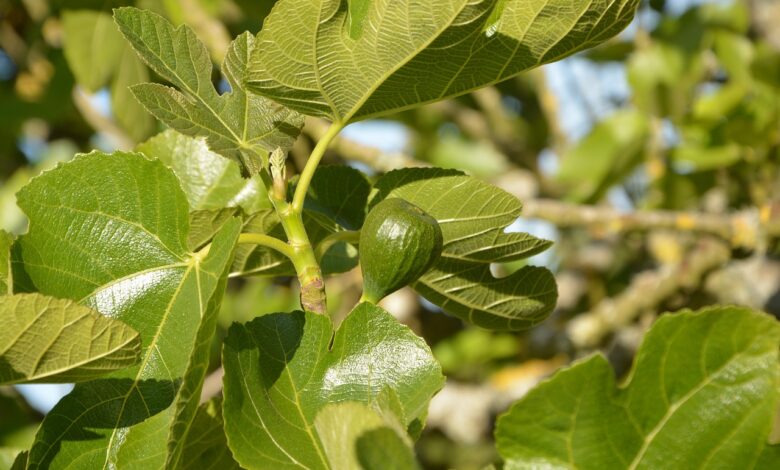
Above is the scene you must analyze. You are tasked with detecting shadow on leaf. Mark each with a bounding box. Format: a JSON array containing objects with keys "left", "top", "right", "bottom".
[{"left": 29, "top": 378, "right": 177, "bottom": 467}]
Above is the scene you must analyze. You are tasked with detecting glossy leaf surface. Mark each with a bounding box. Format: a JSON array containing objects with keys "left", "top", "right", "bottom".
[
  {"left": 16, "top": 151, "right": 240, "bottom": 469},
  {"left": 222, "top": 302, "right": 443, "bottom": 469},
  {"left": 137, "top": 130, "right": 268, "bottom": 213},
  {"left": 496, "top": 306, "right": 780, "bottom": 469}
]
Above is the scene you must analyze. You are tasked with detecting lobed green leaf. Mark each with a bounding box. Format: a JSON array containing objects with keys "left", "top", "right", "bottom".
[
  {"left": 496, "top": 306, "right": 780, "bottom": 469},
  {"left": 222, "top": 302, "right": 443, "bottom": 469},
  {"left": 372, "top": 168, "right": 556, "bottom": 330},
  {"left": 248, "top": 0, "right": 640, "bottom": 123},
  {"left": 16, "top": 151, "right": 241, "bottom": 469},
  {"left": 114, "top": 7, "right": 304, "bottom": 175}
]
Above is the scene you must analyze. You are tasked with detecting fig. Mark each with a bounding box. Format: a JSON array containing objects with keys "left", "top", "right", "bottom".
[{"left": 360, "top": 198, "right": 443, "bottom": 303}]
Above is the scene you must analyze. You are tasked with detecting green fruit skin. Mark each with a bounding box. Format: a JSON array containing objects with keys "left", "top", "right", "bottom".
[{"left": 360, "top": 198, "right": 443, "bottom": 303}]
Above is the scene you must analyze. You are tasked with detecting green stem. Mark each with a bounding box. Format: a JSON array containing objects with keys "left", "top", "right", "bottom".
[
  {"left": 314, "top": 230, "right": 360, "bottom": 260},
  {"left": 292, "top": 121, "right": 344, "bottom": 212},
  {"left": 270, "top": 197, "right": 328, "bottom": 314},
  {"left": 260, "top": 121, "right": 345, "bottom": 315},
  {"left": 237, "top": 233, "right": 294, "bottom": 258}
]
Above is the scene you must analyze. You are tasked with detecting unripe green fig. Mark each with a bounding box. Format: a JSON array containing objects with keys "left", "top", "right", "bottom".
[{"left": 359, "top": 198, "right": 443, "bottom": 304}]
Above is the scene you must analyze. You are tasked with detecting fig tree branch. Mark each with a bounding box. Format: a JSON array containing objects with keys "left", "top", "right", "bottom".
[
  {"left": 567, "top": 237, "right": 731, "bottom": 349},
  {"left": 311, "top": 124, "right": 780, "bottom": 248}
]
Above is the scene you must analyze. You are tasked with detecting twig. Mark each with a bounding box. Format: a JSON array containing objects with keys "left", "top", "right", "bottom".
[
  {"left": 531, "top": 70, "right": 568, "bottom": 152},
  {"left": 0, "top": 21, "right": 29, "bottom": 64},
  {"left": 305, "top": 120, "right": 780, "bottom": 248},
  {"left": 72, "top": 87, "right": 134, "bottom": 150},
  {"left": 567, "top": 237, "right": 731, "bottom": 349},
  {"left": 430, "top": 100, "right": 493, "bottom": 141},
  {"left": 522, "top": 199, "right": 780, "bottom": 249},
  {"left": 200, "top": 366, "right": 224, "bottom": 403},
  {"left": 427, "top": 95, "right": 541, "bottom": 174},
  {"left": 472, "top": 87, "right": 516, "bottom": 141}
]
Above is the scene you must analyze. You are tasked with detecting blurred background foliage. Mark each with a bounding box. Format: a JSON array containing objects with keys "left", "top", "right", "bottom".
[{"left": 1, "top": 0, "right": 779, "bottom": 469}]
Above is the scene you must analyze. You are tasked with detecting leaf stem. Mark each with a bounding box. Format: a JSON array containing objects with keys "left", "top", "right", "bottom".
[
  {"left": 260, "top": 122, "right": 344, "bottom": 315},
  {"left": 237, "top": 233, "right": 294, "bottom": 258},
  {"left": 314, "top": 230, "right": 360, "bottom": 261},
  {"left": 273, "top": 200, "right": 328, "bottom": 314},
  {"left": 291, "top": 121, "right": 344, "bottom": 212}
]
